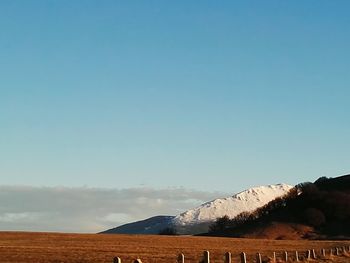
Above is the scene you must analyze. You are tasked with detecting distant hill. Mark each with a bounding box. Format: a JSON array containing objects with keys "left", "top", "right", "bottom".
[
  {"left": 101, "top": 216, "right": 174, "bottom": 234},
  {"left": 207, "top": 174, "right": 350, "bottom": 240},
  {"left": 101, "top": 184, "right": 293, "bottom": 235}
]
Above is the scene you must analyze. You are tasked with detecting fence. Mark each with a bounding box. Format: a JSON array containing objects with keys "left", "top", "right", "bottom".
[{"left": 113, "top": 245, "right": 350, "bottom": 263}]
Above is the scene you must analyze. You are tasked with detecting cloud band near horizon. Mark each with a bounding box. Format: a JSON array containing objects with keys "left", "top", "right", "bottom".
[{"left": 0, "top": 186, "right": 224, "bottom": 233}]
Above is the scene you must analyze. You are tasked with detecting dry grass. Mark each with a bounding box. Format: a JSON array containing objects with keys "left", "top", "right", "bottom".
[{"left": 0, "top": 232, "right": 349, "bottom": 263}]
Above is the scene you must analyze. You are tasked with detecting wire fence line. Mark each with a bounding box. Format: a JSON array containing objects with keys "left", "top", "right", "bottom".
[{"left": 113, "top": 245, "right": 350, "bottom": 263}]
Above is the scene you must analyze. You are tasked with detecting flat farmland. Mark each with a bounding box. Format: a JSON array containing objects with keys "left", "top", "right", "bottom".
[{"left": 0, "top": 232, "right": 349, "bottom": 263}]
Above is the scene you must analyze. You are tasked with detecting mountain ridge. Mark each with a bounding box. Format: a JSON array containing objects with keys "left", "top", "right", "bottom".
[
  {"left": 102, "top": 183, "right": 293, "bottom": 235},
  {"left": 206, "top": 174, "right": 350, "bottom": 239},
  {"left": 101, "top": 215, "right": 174, "bottom": 234}
]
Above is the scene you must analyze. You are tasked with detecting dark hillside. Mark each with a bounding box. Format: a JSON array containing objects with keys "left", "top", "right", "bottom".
[
  {"left": 100, "top": 216, "right": 174, "bottom": 234},
  {"left": 207, "top": 174, "right": 350, "bottom": 239},
  {"left": 315, "top": 174, "right": 350, "bottom": 192}
]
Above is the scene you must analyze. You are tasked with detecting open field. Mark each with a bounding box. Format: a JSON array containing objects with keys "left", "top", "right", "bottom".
[{"left": 0, "top": 232, "right": 349, "bottom": 263}]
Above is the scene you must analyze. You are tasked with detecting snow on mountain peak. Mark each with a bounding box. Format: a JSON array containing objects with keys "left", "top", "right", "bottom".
[
  {"left": 103, "top": 183, "right": 294, "bottom": 235},
  {"left": 173, "top": 183, "right": 294, "bottom": 226}
]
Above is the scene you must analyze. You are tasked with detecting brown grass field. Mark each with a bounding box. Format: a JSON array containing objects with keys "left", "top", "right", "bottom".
[{"left": 0, "top": 232, "right": 349, "bottom": 263}]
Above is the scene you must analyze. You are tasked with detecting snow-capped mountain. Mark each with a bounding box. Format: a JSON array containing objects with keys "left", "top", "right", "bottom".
[
  {"left": 174, "top": 183, "right": 293, "bottom": 234},
  {"left": 101, "top": 183, "right": 294, "bottom": 235}
]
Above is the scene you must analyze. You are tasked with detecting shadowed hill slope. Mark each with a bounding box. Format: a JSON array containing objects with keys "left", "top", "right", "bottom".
[
  {"left": 101, "top": 216, "right": 174, "bottom": 234},
  {"left": 315, "top": 174, "right": 350, "bottom": 192},
  {"left": 207, "top": 174, "right": 350, "bottom": 239}
]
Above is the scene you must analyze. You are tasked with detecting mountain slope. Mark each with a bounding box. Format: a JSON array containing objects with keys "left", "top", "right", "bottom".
[
  {"left": 174, "top": 183, "right": 293, "bottom": 234},
  {"left": 207, "top": 175, "right": 350, "bottom": 239},
  {"left": 102, "top": 183, "right": 294, "bottom": 235},
  {"left": 101, "top": 216, "right": 174, "bottom": 234}
]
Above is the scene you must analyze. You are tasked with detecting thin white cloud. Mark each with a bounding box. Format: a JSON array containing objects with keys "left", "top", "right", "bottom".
[{"left": 0, "top": 186, "right": 224, "bottom": 233}]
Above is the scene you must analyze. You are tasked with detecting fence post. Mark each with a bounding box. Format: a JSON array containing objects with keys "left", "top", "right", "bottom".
[
  {"left": 295, "top": 251, "right": 299, "bottom": 261},
  {"left": 240, "top": 252, "right": 247, "bottom": 263},
  {"left": 224, "top": 252, "right": 231, "bottom": 263},
  {"left": 322, "top": 249, "right": 326, "bottom": 257},
  {"left": 336, "top": 247, "right": 340, "bottom": 256},
  {"left": 312, "top": 249, "right": 316, "bottom": 259},
  {"left": 256, "top": 253, "right": 262, "bottom": 263},
  {"left": 113, "top": 257, "right": 121, "bottom": 263},
  {"left": 273, "top": 252, "right": 276, "bottom": 262},
  {"left": 283, "top": 251, "right": 288, "bottom": 262},
  {"left": 133, "top": 259, "right": 142, "bottom": 263},
  {"left": 178, "top": 254, "right": 185, "bottom": 263},
  {"left": 204, "top": 251, "right": 210, "bottom": 263}
]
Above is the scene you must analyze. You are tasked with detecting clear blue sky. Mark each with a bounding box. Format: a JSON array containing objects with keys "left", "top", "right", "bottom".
[{"left": 1, "top": 1, "right": 349, "bottom": 193}]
